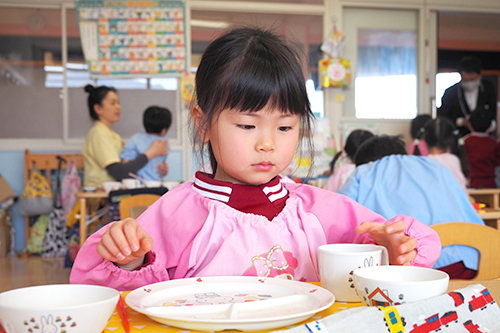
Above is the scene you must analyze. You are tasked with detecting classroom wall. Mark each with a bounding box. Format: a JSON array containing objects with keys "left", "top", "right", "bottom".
[{"left": 2, "top": 0, "right": 500, "bottom": 253}]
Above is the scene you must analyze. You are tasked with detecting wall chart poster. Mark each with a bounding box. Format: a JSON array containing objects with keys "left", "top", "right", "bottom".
[{"left": 75, "top": 1, "right": 187, "bottom": 77}]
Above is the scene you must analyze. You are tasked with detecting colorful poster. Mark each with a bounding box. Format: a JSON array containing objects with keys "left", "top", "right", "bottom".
[{"left": 75, "top": 1, "right": 187, "bottom": 77}]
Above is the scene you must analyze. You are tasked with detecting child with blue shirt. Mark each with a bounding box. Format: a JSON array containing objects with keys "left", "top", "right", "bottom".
[{"left": 121, "top": 106, "right": 172, "bottom": 181}]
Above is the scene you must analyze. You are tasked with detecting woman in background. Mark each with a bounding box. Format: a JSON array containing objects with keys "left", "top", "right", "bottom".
[{"left": 82, "top": 85, "right": 168, "bottom": 188}]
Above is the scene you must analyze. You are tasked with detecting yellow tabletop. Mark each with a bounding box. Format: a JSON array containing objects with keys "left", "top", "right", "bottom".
[{"left": 103, "top": 280, "right": 500, "bottom": 333}]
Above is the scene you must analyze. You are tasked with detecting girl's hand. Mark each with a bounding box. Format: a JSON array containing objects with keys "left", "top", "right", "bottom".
[
  {"left": 96, "top": 218, "right": 153, "bottom": 266},
  {"left": 355, "top": 220, "right": 417, "bottom": 266}
]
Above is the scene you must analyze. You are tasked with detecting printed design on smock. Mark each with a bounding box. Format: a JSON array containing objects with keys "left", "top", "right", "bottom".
[
  {"left": 22, "top": 314, "right": 77, "bottom": 333},
  {"left": 242, "top": 244, "right": 298, "bottom": 280}
]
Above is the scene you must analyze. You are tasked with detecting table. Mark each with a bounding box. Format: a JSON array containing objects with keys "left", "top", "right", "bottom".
[
  {"left": 468, "top": 188, "right": 500, "bottom": 210},
  {"left": 477, "top": 208, "right": 500, "bottom": 229},
  {"left": 76, "top": 190, "right": 108, "bottom": 247},
  {"left": 102, "top": 280, "right": 500, "bottom": 333}
]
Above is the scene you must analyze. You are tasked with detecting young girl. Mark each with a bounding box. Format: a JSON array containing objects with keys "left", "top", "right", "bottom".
[
  {"left": 70, "top": 27, "right": 440, "bottom": 291},
  {"left": 408, "top": 114, "right": 431, "bottom": 156},
  {"left": 324, "top": 129, "right": 374, "bottom": 192},
  {"left": 423, "top": 117, "right": 469, "bottom": 193}
]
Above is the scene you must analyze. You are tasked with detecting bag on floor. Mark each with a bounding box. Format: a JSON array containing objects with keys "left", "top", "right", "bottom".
[
  {"left": 61, "top": 160, "right": 81, "bottom": 219},
  {"left": 41, "top": 156, "right": 69, "bottom": 257},
  {"left": 19, "top": 168, "right": 53, "bottom": 217},
  {"left": 24, "top": 214, "right": 50, "bottom": 254}
]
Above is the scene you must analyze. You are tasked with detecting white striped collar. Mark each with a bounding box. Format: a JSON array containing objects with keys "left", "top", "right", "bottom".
[{"left": 191, "top": 172, "right": 287, "bottom": 204}]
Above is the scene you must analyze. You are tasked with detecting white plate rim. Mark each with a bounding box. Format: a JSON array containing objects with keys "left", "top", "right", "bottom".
[{"left": 125, "top": 276, "right": 334, "bottom": 329}]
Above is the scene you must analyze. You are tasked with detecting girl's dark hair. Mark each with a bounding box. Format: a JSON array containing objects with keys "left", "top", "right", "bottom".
[
  {"left": 330, "top": 129, "right": 374, "bottom": 173},
  {"left": 143, "top": 106, "right": 172, "bottom": 134},
  {"left": 84, "top": 84, "right": 117, "bottom": 120},
  {"left": 423, "top": 116, "right": 469, "bottom": 176},
  {"left": 354, "top": 135, "right": 407, "bottom": 166},
  {"left": 410, "top": 114, "right": 432, "bottom": 156},
  {"left": 192, "top": 27, "right": 314, "bottom": 174}
]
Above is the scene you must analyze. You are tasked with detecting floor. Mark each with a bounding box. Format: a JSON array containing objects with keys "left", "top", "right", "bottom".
[{"left": 0, "top": 255, "right": 72, "bottom": 293}]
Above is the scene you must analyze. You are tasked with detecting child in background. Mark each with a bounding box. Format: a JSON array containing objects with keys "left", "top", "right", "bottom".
[
  {"left": 120, "top": 106, "right": 172, "bottom": 181},
  {"left": 423, "top": 117, "right": 468, "bottom": 193},
  {"left": 408, "top": 114, "right": 431, "bottom": 156},
  {"left": 338, "top": 135, "right": 484, "bottom": 279},
  {"left": 70, "top": 27, "right": 440, "bottom": 291},
  {"left": 324, "top": 129, "right": 374, "bottom": 192},
  {"left": 464, "top": 109, "right": 500, "bottom": 188}
]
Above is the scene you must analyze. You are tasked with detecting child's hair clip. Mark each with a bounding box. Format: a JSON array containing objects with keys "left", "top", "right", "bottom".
[
  {"left": 419, "top": 127, "right": 425, "bottom": 133},
  {"left": 452, "top": 129, "right": 459, "bottom": 136},
  {"left": 413, "top": 138, "right": 420, "bottom": 145},
  {"left": 458, "top": 137, "right": 465, "bottom": 146}
]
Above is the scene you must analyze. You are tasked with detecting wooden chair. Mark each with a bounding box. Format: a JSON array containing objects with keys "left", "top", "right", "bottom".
[
  {"left": 118, "top": 194, "right": 161, "bottom": 219},
  {"left": 431, "top": 222, "right": 500, "bottom": 280},
  {"left": 24, "top": 149, "right": 84, "bottom": 245}
]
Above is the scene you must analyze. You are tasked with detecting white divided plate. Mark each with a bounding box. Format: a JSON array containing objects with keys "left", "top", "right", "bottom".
[{"left": 125, "top": 276, "right": 335, "bottom": 332}]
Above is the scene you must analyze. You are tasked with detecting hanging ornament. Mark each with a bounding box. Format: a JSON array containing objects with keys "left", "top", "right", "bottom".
[{"left": 319, "top": 19, "right": 350, "bottom": 88}]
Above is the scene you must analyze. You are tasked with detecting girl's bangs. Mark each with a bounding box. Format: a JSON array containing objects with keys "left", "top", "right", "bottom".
[{"left": 217, "top": 54, "right": 310, "bottom": 116}]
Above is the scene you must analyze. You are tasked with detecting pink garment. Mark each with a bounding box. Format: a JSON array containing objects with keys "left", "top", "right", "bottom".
[
  {"left": 427, "top": 153, "right": 468, "bottom": 193},
  {"left": 70, "top": 182, "right": 441, "bottom": 291},
  {"left": 408, "top": 139, "right": 429, "bottom": 156},
  {"left": 324, "top": 163, "right": 356, "bottom": 192}
]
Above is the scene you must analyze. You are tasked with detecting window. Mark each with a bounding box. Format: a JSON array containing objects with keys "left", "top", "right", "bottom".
[
  {"left": 342, "top": 8, "right": 418, "bottom": 119},
  {"left": 435, "top": 72, "right": 460, "bottom": 108},
  {"left": 355, "top": 29, "right": 417, "bottom": 119}
]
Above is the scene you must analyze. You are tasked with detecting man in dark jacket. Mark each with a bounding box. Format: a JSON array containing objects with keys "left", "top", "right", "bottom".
[{"left": 438, "top": 56, "right": 497, "bottom": 137}]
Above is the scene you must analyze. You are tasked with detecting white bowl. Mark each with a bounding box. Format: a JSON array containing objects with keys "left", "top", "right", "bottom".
[
  {"left": 0, "top": 284, "right": 119, "bottom": 333},
  {"left": 162, "top": 180, "right": 182, "bottom": 190},
  {"left": 144, "top": 180, "right": 162, "bottom": 188},
  {"left": 353, "top": 266, "right": 449, "bottom": 306},
  {"left": 102, "top": 181, "right": 122, "bottom": 192}
]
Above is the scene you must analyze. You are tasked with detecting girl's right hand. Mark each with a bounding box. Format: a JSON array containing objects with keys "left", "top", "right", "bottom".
[
  {"left": 145, "top": 139, "right": 168, "bottom": 159},
  {"left": 96, "top": 218, "right": 153, "bottom": 266}
]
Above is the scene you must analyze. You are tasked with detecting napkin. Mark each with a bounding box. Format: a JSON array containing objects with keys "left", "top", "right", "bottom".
[{"left": 276, "top": 284, "right": 500, "bottom": 333}]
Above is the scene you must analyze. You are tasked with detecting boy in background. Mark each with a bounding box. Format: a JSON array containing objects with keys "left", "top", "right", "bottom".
[
  {"left": 464, "top": 109, "right": 500, "bottom": 188},
  {"left": 121, "top": 106, "right": 172, "bottom": 181}
]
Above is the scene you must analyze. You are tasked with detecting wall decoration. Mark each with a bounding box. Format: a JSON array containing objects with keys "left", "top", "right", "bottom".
[
  {"left": 320, "top": 23, "right": 350, "bottom": 88},
  {"left": 75, "top": 0, "right": 187, "bottom": 77}
]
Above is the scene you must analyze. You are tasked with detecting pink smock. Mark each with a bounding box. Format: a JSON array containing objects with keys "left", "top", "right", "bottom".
[{"left": 70, "top": 182, "right": 441, "bottom": 291}]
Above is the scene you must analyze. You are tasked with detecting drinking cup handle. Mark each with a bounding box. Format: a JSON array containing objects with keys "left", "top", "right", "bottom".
[{"left": 379, "top": 246, "right": 389, "bottom": 265}]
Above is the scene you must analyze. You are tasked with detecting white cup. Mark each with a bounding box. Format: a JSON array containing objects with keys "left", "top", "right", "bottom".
[
  {"left": 122, "top": 178, "right": 141, "bottom": 189},
  {"left": 101, "top": 181, "right": 122, "bottom": 193},
  {"left": 317, "top": 244, "right": 389, "bottom": 302},
  {"left": 144, "top": 180, "right": 162, "bottom": 188}
]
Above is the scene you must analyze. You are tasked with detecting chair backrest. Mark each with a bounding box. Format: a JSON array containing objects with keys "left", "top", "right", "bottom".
[
  {"left": 118, "top": 194, "right": 161, "bottom": 219},
  {"left": 431, "top": 222, "right": 500, "bottom": 280}
]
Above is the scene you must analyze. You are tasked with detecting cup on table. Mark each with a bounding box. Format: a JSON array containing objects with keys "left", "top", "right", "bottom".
[
  {"left": 144, "top": 180, "right": 162, "bottom": 188},
  {"left": 317, "top": 243, "right": 389, "bottom": 302},
  {"left": 122, "top": 178, "right": 141, "bottom": 189},
  {"left": 102, "top": 181, "right": 122, "bottom": 193}
]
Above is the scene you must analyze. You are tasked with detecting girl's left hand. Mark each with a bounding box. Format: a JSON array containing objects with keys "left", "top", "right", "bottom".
[
  {"left": 157, "top": 161, "right": 169, "bottom": 177},
  {"left": 356, "top": 220, "right": 417, "bottom": 266}
]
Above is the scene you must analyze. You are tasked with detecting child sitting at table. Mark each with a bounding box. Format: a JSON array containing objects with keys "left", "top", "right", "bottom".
[
  {"left": 70, "top": 27, "right": 440, "bottom": 291},
  {"left": 120, "top": 106, "right": 172, "bottom": 182},
  {"left": 408, "top": 114, "right": 431, "bottom": 156},
  {"left": 338, "top": 135, "right": 484, "bottom": 279},
  {"left": 324, "top": 129, "right": 373, "bottom": 192},
  {"left": 464, "top": 109, "right": 500, "bottom": 188},
  {"left": 423, "top": 117, "right": 468, "bottom": 193}
]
